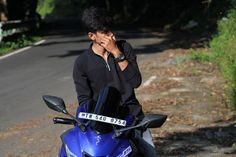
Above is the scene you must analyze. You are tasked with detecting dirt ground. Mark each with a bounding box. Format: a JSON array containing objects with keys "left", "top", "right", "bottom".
[
  {"left": 1, "top": 31, "right": 236, "bottom": 157},
  {"left": 136, "top": 48, "right": 236, "bottom": 156}
]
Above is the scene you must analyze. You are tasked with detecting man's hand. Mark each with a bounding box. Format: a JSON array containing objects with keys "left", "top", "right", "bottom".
[
  {"left": 100, "top": 33, "right": 129, "bottom": 71},
  {"left": 100, "top": 34, "right": 121, "bottom": 57}
]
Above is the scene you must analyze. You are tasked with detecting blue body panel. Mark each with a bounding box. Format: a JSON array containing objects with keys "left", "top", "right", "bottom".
[
  {"left": 59, "top": 146, "right": 66, "bottom": 157},
  {"left": 60, "top": 126, "right": 132, "bottom": 157},
  {"left": 59, "top": 87, "right": 136, "bottom": 157}
]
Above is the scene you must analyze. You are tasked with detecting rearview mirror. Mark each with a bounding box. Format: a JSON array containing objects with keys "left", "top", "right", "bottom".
[
  {"left": 42, "top": 95, "right": 67, "bottom": 113},
  {"left": 115, "top": 114, "right": 167, "bottom": 137},
  {"left": 142, "top": 114, "right": 167, "bottom": 128}
]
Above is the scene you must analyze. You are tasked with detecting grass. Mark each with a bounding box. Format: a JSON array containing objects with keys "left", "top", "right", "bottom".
[
  {"left": 0, "top": 35, "right": 42, "bottom": 56},
  {"left": 190, "top": 49, "right": 211, "bottom": 63}
]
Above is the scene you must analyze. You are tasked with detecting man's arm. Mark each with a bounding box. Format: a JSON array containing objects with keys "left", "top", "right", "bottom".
[
  {"left": 111, "top": 48, "right": 129, "bottom": 71},
  {"left": 116, "top": 42, "right": 142, "bottom": 88},
  {"left": 100, "top": 35, "right": 142, "bottom": 88},
  {"left": 73, "top": 57, "right": 93, "bottom": 106}
]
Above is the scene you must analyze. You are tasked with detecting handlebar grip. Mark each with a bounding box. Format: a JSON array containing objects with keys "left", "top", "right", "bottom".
[{"left": 53, "top": 117, "right": 75, "bottom": 125}]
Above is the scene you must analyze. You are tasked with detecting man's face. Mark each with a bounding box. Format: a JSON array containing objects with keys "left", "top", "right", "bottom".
[{"left": 88, "top": 30, "right": 114, "bottom": 45}]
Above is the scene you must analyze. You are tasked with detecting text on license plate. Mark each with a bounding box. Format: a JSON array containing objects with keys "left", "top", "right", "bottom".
[{"left": 78, "top": 112, "right": 126, "bottom": 127}]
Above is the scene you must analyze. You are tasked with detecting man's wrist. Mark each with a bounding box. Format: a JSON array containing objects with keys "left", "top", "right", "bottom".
[
  {"left": 114, "top": 53, "right": 126, "bottom": 62},
  {"left": 111, "top": 47, "right": 121, "bottom": 58}
]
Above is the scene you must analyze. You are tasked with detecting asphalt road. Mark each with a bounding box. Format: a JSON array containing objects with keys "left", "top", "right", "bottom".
[{"left": 0, "top": 29, "right": 163, "bottom": 131}]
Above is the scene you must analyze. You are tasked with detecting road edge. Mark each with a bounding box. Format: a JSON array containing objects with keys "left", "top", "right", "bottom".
[{"left": 0, "top": 39, "right": 46, "bottom": 60}]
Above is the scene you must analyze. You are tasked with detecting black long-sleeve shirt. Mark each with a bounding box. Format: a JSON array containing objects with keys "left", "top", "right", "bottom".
[{"left": 73, "top": 40, "right": 142, "bottom": 106}]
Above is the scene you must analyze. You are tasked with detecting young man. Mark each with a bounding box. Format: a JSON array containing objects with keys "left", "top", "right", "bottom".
[
  {"left": 73, "top": 6, "right": 156, "bottom": 150},
  {"left": 73, "top": 6, "right": 143, "bottom": 118}
]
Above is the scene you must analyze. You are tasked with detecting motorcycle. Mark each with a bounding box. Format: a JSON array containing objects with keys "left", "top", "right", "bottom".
[{"left": 42, "top": 86, "right": 167, "bottom": 157}]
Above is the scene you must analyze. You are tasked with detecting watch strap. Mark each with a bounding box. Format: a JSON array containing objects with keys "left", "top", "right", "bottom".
[{"left": 114, "top": 53, "right": 126, "bottom": 62}]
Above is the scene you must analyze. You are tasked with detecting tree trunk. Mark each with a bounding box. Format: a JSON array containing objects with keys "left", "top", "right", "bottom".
[
  {"left": 105, "top": 0, "right": 110, "bottom": 12},
  {"left": 0, "top": 0, "right": 8, "bottom": 21}
]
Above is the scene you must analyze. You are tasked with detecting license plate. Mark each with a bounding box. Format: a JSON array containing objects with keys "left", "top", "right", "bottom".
[{"left": 78, "top": 112, "right": 126, "bottom": 127}]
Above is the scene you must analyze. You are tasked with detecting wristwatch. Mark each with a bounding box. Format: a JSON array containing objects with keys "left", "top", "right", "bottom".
[{"left": 114, "top": 53, "right": 126, "bottom": 62}]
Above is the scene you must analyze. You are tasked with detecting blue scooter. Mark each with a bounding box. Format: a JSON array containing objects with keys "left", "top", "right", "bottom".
[{"left": 43, "top": 87, "right": 167, "bottom": 157}]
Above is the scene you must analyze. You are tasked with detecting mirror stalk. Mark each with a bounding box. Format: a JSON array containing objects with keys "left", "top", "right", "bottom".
[
  {"left": 63, "top": 110, "right": 86, "bottom": 132},
  {"left": 115, "top": 123, "right": 144, "bottom": 137},
  {"left": 115, "top": 114, "right": 167, "bottom": 137}
]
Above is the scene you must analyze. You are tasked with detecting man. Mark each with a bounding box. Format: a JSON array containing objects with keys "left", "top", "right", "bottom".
[
  {"left": 73, "top": 6, "right": 143, "bottom": 118},
  {"left": 73, "top": 6, "right": 157, "bottom": 152}
]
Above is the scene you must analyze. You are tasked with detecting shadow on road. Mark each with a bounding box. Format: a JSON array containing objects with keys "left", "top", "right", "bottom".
[
  {"left": 38, "top": 39, "right": 90, "bottom": 47},
  {"left": 39, "top": 28, "right": 212, "bottom": 58},
  {"left": 118, "top": 29, "right": 211, "bottom": 55},
  {"left": 155, "top": 118, "right": 236, "bottom": 156},
  {"left": 48, "top": 49, "right": 84, "bottom": 58}
]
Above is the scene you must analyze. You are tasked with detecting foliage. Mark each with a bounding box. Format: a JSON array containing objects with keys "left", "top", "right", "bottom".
[
  {"left": 190, "top": 49, "right": 211, "bottom": 63},
  {"left": 35, "top": 0, "right": 233, "bottom": 27},
  {"left": 0, "top": 35, "right": 41, "bottom": 56},
  {"left": 211, "top": 8, "right": 236, "bottom": 107},
  {"left": 6, "top": 0, "right": 38, "bottom": 20},
  {"left": 191, "top": 7, "right": 236, "bottom": 107},
  {"left": 37, "top": 0, "right": 55, "bottom": 18},
  {"left": 52, "top": 0, "right": 87, "bottom": 17},
  {"left": 37, "top": 0, "right": 89, "bottom": 18}
]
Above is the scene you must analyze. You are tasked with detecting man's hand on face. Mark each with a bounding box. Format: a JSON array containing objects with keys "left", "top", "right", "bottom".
[
  {"left": 100, "top": 34, "right": 121, "bottom": 57},
  {"left": 100, "top": 32, "right": 128, "bottom": 71}
]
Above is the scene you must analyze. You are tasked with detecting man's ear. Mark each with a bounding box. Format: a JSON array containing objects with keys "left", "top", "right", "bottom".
[{"left": 88, "top": 32, "right": 95, "bottom": 40}]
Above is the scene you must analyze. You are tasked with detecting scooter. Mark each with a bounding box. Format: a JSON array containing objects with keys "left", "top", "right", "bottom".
[{"left": 42, "top": 86, "right": 167, "bottom": 157}]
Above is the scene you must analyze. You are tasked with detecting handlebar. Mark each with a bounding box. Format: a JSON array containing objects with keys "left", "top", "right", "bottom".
[{"left": 53, "top": 117, "right": 76, "bottom": 125}]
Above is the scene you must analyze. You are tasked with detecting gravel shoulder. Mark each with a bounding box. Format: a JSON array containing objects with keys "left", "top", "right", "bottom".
[{"left": 136, "top": 47, "right": 236, "bottom": 156}]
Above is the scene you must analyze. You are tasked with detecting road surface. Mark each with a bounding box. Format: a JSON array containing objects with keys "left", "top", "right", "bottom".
[{"left": 0, "top": 29, "right": 162, "bottom": 131}]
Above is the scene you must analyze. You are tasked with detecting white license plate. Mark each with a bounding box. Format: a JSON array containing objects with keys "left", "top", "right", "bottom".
[{"left": 78, "top": 112, "right": 126, "bottom": 127}]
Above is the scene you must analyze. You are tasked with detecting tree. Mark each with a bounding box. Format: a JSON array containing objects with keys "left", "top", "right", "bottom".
[{"left": 0, "top": 0, "right": 7, "bottom": 21}]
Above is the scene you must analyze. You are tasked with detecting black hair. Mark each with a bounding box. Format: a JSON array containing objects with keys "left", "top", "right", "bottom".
[{"left": 81, "top": 6, "right": 113, "bottom": 33}]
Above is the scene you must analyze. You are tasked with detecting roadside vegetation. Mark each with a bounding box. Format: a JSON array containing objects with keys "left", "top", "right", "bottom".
[
  {"left": 0, "top": 35, "right": 42, "bottom": 56},
  {"left": 191, "top": 7, "right": 236, "bottom": 108}
]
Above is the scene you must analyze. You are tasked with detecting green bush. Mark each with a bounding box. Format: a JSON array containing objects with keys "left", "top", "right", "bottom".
[
  {"left": 0, "top": 35, "right": 41, "bottom": 56},
  {"left": 210, "top": 9, "right": 236, "bottom": 107},
  {"left": 37, "top": 0, "right": 55, "bottom": 18},
  {"left": 190, "top": 49, "right": 211, "bottom": 63},
  {"left": 191, "top": 8, "right": 236, "bottom": 107},
  {"left": 37, "top": 0, "right": 86, "bottom": 18}
]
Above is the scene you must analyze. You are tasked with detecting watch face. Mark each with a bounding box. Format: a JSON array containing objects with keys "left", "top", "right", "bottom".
[
  {"left": 120, "top": 54, "right": 125, "bottom": 60},
  {"left": 116, "top": 53, "right": 125, "bottom": 62}
]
